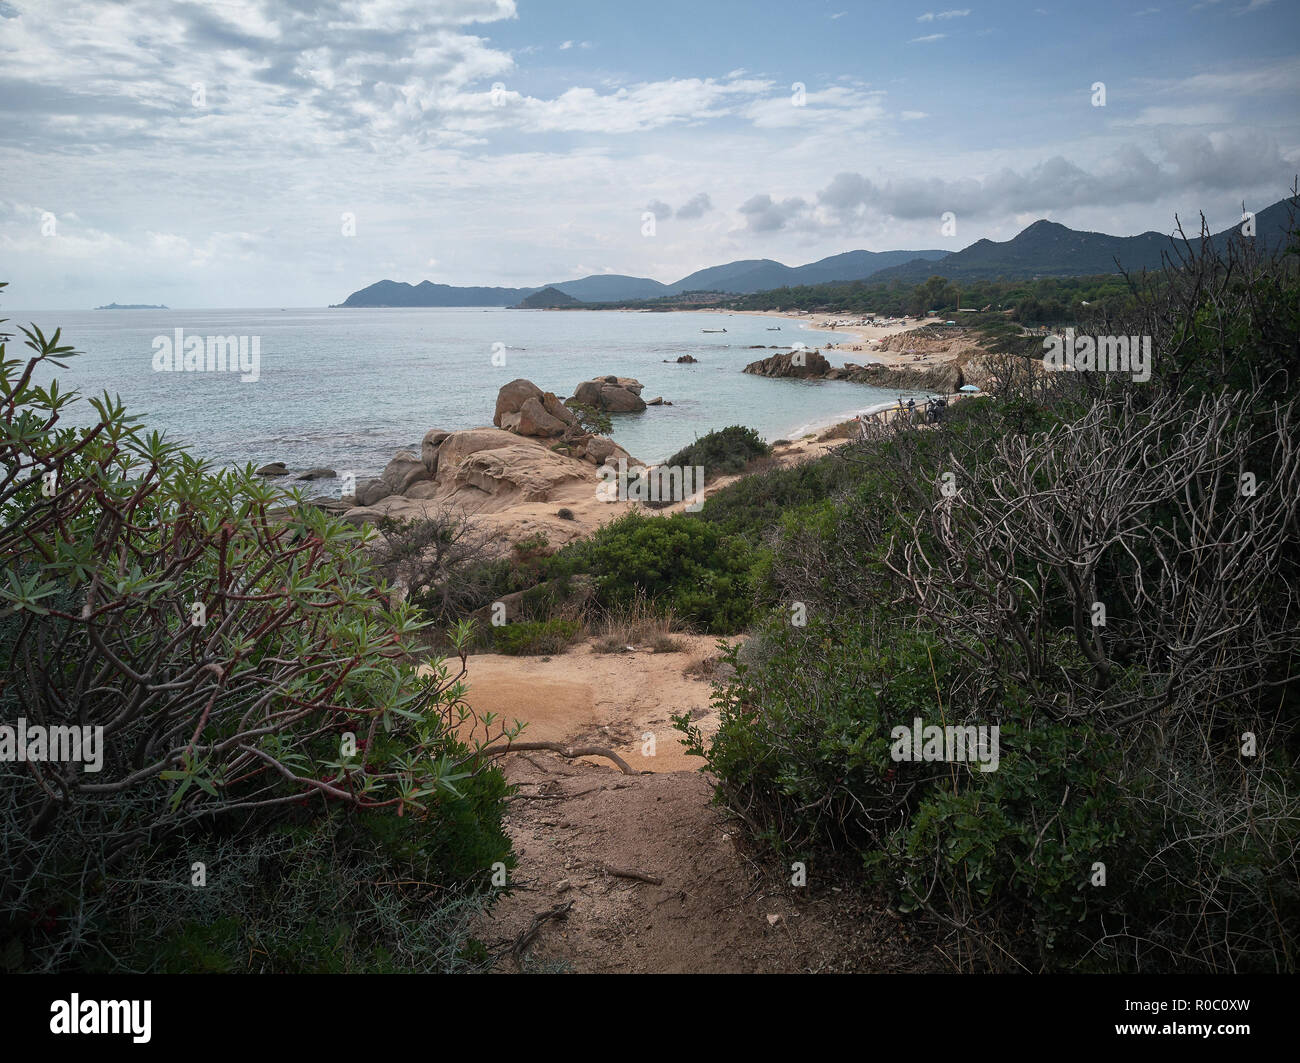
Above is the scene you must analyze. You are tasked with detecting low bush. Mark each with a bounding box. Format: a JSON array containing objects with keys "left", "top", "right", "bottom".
[
  {"left": 0, "top": 294, "right": 515, "bottom": 972},
  {"left": 492, "top": 618, "right": 581, "bottom": 655},
  {"left": 665, "top": 425, "right": 770, "bottom": 482},
  {"left": 553, "top": 512, "right": 754, "bottom": 634}
]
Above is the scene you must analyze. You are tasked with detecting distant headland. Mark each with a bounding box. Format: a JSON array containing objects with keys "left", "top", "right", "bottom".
[{"left": 95, "top": 303, "right": 168, "bottom": 310}]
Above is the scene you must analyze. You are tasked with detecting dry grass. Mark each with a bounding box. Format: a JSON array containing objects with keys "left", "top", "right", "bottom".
[
  {"left": 683, "top": 654, "right": 733, "bottom": 681},
  {"left": 817, "top": 419, "right": 860, "bottom": 442},
  {"left": 591, "top": 593, "right": 687, "bottom": 654}
]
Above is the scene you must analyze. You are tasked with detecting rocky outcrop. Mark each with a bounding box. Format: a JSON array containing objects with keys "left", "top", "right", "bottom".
[
  {"left": 571, "top": 376, "right": 646, "bottom": 413},
  {"left": 342, "top": 421, "right": 631, "bottom": 528},
  {"left": 837, "top": 362, "right": 965, "bottom": 393},
  {"left": 339, "top": 380, "right": 647, "bottom": 530},
  {"left": 421, "top": 429, "right": 450, "bottom": 472},
  {"left": 675, "top": 355, "right": 698, "bottom": 363},
  {"left": 743, "top": 345, "right": 964, "bottom": 392},
  {"left": 293, "top": 467, "right": 336, "bottom": 481},
  {"left": 354, "top": 479, "right": 392, "bottom": 506},
  {"left": 256, "top": 461, "right": 289, "bottom": 476},
  {"left": 742, "top": 349, "right": 833, "bottom": 379},
  {"left": 577, "top": 435, "right": 631, "bottom": 466},
  {"left": 494, "top": 378, "right": 577, "bottom": 438},
  {"left": 380, "top": 450, "right": 433, "bottom": 494}
]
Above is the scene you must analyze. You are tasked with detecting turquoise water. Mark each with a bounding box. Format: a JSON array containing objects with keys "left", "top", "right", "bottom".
[{"left": 11, "top": 306, "right": 931, "bottom": 488}]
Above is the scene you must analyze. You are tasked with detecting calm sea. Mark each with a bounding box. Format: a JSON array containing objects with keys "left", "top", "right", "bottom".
[{"left": 11, "top": 306, "right": 930, "bottom": 491}]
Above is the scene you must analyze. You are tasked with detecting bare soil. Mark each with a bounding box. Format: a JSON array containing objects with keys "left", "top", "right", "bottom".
[{"left": 466, "top": 636, "right": 938, "bottom": 973}]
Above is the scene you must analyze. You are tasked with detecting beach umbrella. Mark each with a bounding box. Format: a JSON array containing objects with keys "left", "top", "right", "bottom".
[{"left": 958, "top": 384, "right": 981, "bottom": 393}]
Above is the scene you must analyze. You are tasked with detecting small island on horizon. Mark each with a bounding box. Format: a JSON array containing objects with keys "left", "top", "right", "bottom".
[{"left": 95, "top": 302, "right": 169, "bottom": 310}]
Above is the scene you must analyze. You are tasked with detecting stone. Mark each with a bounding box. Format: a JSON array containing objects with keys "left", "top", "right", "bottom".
[
  {"left": 256, "top": 462, "right": 288, "bottom": 476},
  {"left": 597, "top": 384, "right": 646, "bottom": 413},
  {"left": 404, "top": 481, "right": 441, "bottom": 500},
  {"left": 380, "top": 450, "right": 432, "bottom": 495},
  {"left": 516, "top": 395, "right": 568, "bottom": 437},
  {"left": 341, "top": 506, "right": 386, "bottom": 527},
  {"left": 293, "top": 467, "right": 336, "bottom": 480},
  {"left": 571, "top": 376, "right": 646, "bottom": 413},
  {"left": 421, "top": 429, "right": 450, "bottom": 473},
  {"left": 494, "top": 378, "right": 544, "bottom": 427},
  {"left": 356, "top": 479, "right": 392, "bottom": 506}
]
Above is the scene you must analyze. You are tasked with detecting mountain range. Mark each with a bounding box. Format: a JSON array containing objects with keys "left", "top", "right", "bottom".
[
  {"left": 869, "top": 196, "right": 1297, "bottom": 284},
  {"left": 334, "top": 248, "right": 948, "bottom": 307},
  {"left": 334, "top": 196, "right": 1297, "bottom": 307}
]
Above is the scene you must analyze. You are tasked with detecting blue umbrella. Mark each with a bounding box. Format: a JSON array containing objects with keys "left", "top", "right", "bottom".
[{"left": 958, "top": 384, "right": 981, "bottom": 393}]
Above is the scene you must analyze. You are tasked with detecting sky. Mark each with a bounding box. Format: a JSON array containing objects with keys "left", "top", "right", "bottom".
[{"left": 1, "top": 0, "right": 1297, "bottom": 309}]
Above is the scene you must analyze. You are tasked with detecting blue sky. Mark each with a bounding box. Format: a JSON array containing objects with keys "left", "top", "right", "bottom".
[{"left": 1, "top": 0, "right": 1296, "bottom": 308}]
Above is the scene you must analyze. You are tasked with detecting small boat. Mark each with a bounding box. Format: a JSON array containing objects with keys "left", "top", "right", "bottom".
[
  {"left": 766, "top": 326, "right": 781, "bottom": 331},
  {"left": 702, "top": 328, "right": 727, "bottom": 333}
]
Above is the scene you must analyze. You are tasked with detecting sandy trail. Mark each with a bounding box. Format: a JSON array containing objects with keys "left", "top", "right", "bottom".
[
  {"left": 462, "top": 636, "right": 932, "bottom": 973},
  {"left": 449, "top": 317, "right": 972, "bottom": 970},
  {"left": 461, "top": 634, "right": 723, "bottom": 772}
]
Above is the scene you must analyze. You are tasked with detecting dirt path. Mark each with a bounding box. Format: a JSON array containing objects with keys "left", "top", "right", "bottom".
[{"left": 464, "top": 637, "right": 931, "bottom": 973}]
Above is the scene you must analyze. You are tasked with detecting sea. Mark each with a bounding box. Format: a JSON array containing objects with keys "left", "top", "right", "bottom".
[{"left": 10, "top": 306, "right": 933, "bottom": 493}]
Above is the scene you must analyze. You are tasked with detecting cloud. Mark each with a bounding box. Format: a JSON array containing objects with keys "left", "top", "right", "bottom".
[
  {"left": 645, "top": 200, "right": 672, "bottom": 219},
  {"left": 909, "top": 34, "right": 947, "bottom": 43},
  {"left": 742, "top": 84, "right": 886, "bottom": 129},
  {"left": 738, "top": 193, "right": 809, "bottom": 232},
  {"left": 675, "top": 193, "right": 713, "bottom": 219},
  {"left": 917, "top": 9, "right": 971, "bottom": 21},
  {"left": 811, "top": 130, "right": 1286, "bottom": 224}
]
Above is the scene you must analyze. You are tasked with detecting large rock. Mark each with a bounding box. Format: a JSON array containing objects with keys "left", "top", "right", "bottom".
[
  {"left": 435, "top": 427, "right": 523, "bottom": 475},
  {"left": 404, "top": 481, "right": 442, "bottom": 500},
  {"left": 356, "top": 479, "right": 392, "bottom": 507},
  {"left": 421, "top": 429, "right": 450, "bottom": 473},
  {"left": 581, "top": 435, "right": 630, "bottom": 466},
  {"left": 851, "top": 362, "right": 965, "bottom": 393},
  {"left": 572, "top": 376, "right": 646, "bottom": 413},
  {"left": 495, "top": 380, "right": 578, "bottom": 438},
  {"left": 341, "top": 505, "right": 386, "bottom": 527},
  {"left": 293, "top": 467, "right": 336, "bottom": 481},
  {"left": 450, "top": 443, "right": 588, "bottom": 505},
  {"left": 256, "top": 461, "right": 288, "bottom": 477},
  {"left": 541, "top": 391, "right": 576, "bottom": 426},
  {"left": 494, "top": 379, "right": 544, "bottom": 426},
  {"left": 742, "top": 349, "right": 833, "bottom": 379},
  {"left": 515, "top": 395, "right": 568, "bottom": 438},
  {"left": 380, "top": 450, "right": 432, "bottom": 494}
]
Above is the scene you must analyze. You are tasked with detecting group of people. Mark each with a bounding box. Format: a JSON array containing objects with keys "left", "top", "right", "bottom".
[{"left": 854, "top": 396, "right": 949, "bottom": 437}]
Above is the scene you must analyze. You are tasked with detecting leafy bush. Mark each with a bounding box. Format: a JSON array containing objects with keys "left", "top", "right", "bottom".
[
  {"left": 554, "top": 512, "right": 755, "bottom": 634},
  {"left": 0, "top": 293, "right": 515, "bottom": 971},
  {"left": 665, "top": 425, "right": 771, "bottom": 482},
  {"left": 684, "top": 229, "right": 1300, "bottom": 971},
  {"left": 564, "top": 401, "right": 612, "bottom": 437},
  {"left": 492, "top": 618, "right": 580, "bottom": 655}
]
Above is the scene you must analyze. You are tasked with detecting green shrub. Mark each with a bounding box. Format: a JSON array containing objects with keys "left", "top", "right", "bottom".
[
  {"left": 684, "top": 239, "right": 1300, "bottom": 971},
  {"left": 665, "top": 425, "right": 771, "bottom": 482},
  {"left": 492, "top": 618, "right": 580, "bottom": 655},
  {"left": 554, "top": 511, "right": 755, "bottom": 634},
  {"left": 0, "top": 291, "right": 516, "bottom": 971}
]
